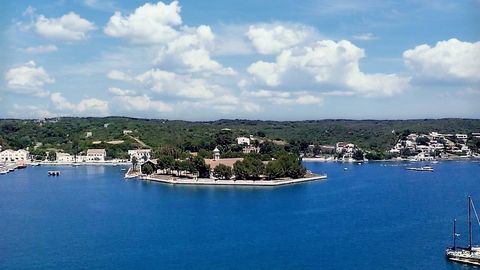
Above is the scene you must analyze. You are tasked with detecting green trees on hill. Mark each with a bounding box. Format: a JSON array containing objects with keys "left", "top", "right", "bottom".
[
  {"left": 232, "top": 153, "right": 306, "bottom": 180},
  {"left": 213, "top": 164, "right": 233, "bottom": 180}
]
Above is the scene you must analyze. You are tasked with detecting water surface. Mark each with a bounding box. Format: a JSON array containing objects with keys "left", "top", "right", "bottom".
[{"left": 0, "top": 161, "right": 479, "bottom": 269}]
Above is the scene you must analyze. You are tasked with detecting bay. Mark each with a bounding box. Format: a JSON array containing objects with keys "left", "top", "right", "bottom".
[{"left": 0, "top": 161, "right": 479, "bottom": 269}]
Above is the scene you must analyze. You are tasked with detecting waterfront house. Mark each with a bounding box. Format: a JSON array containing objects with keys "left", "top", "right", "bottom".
[
  {"left": 128, "top": 149, "right": 152, "bottom": 162},
  {"left": 56, "top": 153, "right": 74, "bottom": 163},
  {"left": 86, "top": 149, "right": 106, "bottom": 162},
  {"left": 0, "top": 149, "right": 30, "bottom": 162}
]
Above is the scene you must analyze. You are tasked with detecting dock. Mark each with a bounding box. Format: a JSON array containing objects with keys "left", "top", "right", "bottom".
[{"left": 139, "top": 174, "right": 327, "bottom": 187}]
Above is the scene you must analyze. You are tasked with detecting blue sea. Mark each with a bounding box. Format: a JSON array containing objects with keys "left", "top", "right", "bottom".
[{"left": 1, "top": 161, "right": 479, "bottom": 270}]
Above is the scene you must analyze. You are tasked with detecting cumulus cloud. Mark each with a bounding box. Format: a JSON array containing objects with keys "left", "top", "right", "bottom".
[
  {"left": 247, "top": 40, "right": 410, "bottom": 97},
  {"left": 20, "top": 44, "right": 58, "bottom": 54},
  {"left": 50, "top": 92, "right": 109, "bottom": 116},
  {"left": 108, "top": 87, "right": 136, "bottom": 96},
  {"left": 136, "top": 69, "right": 219, "bottom": 99},
  {"left": 104, "top": 1, "right": 181, "bottom": 44},
  {"left": 353, "top": 33, "right": 378, "bottom": 41},
  {"left": 104, "top": 1, "right": 234, "bottom": 75},
  {"left": 5, "top": 61, "right": 54, "bottom": 96},
  {"left": 107, "top": 70, "right": 133, "bottom": 82},
  {"left": 115, "top": 94, "right": 173, "bottom": 113},
  {"left": 246, "top": 23, "right": 316, "bottom": 54},
  {"left": 245, "top": 90, "right": 323, "bottom": 105},
  {"left": 35, "top": 12, "right": 95, "bottom": 41},
  {"left": 403, "top": 38, "right": 480, "bottom": 82}
]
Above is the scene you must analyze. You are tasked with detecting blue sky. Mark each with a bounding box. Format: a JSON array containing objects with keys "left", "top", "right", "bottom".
[{"left": 1, "top": 0, "right": 479, "bottom": 120}]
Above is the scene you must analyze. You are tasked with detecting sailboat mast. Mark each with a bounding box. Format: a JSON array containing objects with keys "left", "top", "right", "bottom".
[
  {"left": 453, "top": 219, "right": 457, "bottom": 250},
  {"left": 469, "top": 196, "right": 472, "bottom": 251}
]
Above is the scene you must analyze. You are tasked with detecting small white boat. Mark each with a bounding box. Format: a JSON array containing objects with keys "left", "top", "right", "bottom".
[
  {"left": 406, "top": 166, "right": 433, "bottom": 172},
  {"left": 0, "top": 170, "right": 8, "bottom": 175},
  {"left": 30, "top": 163, "right": 40, "bottom": 166}
]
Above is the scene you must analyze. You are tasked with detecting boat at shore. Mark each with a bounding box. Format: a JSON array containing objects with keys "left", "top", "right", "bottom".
[
  {"left": 445, "top": 196, "right": 480, "bottom": 266},
  {"left": 406, "top": 166, "right": 433, "bottom": 172}
]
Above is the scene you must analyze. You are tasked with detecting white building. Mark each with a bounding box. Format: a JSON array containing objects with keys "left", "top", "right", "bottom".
[
  {"left": 56, "top": 153, "right": 74, "bottom": 163},
  {"left": 456, "top": 134, "right": 468, "bottom": 141},
  {"left": 128, "top": 149, "right": 152, "bottom": 162},
  {"left": 86, "top": 131, "right": 93, "bottom": 138},
  {"left": 0, "top": 149, "right": 30, "bottom": 162},
  {"left": 86, "top": 149, "right": 106, "bottom": 162},
  {"left": 236, "top": 137, "right": 250, "bottom": 145},
  {"left": 123, "top": 130, "right": 133, "bottom": 135}
]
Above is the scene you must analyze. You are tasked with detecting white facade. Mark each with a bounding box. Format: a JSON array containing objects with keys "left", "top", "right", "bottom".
[
  {"left": 123, "top": 130, "right": 133, "bottom": 135},
  {"left": 86, "top": 132, "right": 93, "bottom": 138},
  {"left": 236, "top": 137, "right": 250, "bottom": 145},
  {"left": 0, "top": 149, "right": 30, "bottom": 162},
  {"left": 128, "top": 149, "right": 152, "bottom": 162},
  {"left": 86, "top": 149, "right": 106, "bottom": 162},
  {"left": 456, "top": 134, "right": 468, "bottom": 140},
  {"left": 56, "top": 153, "right": 74, "bottom": 163}
]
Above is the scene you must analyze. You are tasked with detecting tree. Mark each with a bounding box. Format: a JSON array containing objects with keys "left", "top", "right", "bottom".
[
  {"left": 191, "top": 156, "right": 210, "bottom": 178},
  {"left": 276, "top": 153, "right": 306, "bottom": 179},
  {"left": 48, "top": 151, "right": 56, "bottom": 161},
  {"left": 233, "top": 156, "right": 265, "bottom": 180},
  {"left": 213, "top": 164, "right": 233, "bottom": 180},
  {"left": 141, "top": 162, "right": 154, "bottom": 175},
  {"left": 215, "top": 130, "right": 234, "bottom": 146},
  {"left": 352, "top": 149, "right": 364, "bottom": 161},
  {"left": 416, "top": 136, "right": 430, "bottom": 146},
  {"left": 265, "top": 161, "right": 283, "bottom": 180},
  {"left": 131, "top": 156, "right": 138, "bottom": 171}
]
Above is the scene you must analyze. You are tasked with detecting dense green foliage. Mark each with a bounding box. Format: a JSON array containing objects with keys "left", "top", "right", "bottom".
[
  {"left": 213, "top": 164, "right": 233, "bottom": 180},
  {"left": 1, "top": 117, "right": 479, "bottom": 159}
]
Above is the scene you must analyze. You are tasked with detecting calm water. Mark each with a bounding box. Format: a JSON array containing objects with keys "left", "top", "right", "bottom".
[{"left": 1, "top": 161, "right": 479, "bottom": 270}]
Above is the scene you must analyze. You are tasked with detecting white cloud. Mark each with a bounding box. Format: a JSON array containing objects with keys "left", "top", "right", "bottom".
[
  {"left": 245, "top": 90, "right": 323, "bottom": 105},
  {"left": 20, "top": 44, "right": 58, "bottom": 54},
  {"left": 353, "top": 33, "right": 378, "bottom": 41},
  {"left": 35, "top": 12, "right": 95, "bottom": 41},
  {"left": 136, "top": 69, "right": 219, "bottom": 99},
  {"left": 5, "top": 61, "right": 54, "bottom": 96},
  {"left": 247, "top": 40, "right": 410, "bottom": 97},
  {"left": 10, "top": 104, "right": 57, "bottom": 119},
  {"left": 403, "top": 38, "right": 480, "bottom": 82},
  {"left": 50, "top": 92, "right": 109, "bottom": 116},
  {"left": 104, "top": 2, "right": 234, "bottom": 75},
  {"left": 107, "top": 70, "right": 133, "bottom": 82},
  {"left": 108, "top": 87, "right": 136, "bottom": 96},
  {"left": 246, "top": 23, "right": 316, "bottom": 54},
  {"left": 104, "top": 1, "right": 181, "bottom": 44},
  {"left": 115, "top": 94, "right": 173, "bottom": 112}
]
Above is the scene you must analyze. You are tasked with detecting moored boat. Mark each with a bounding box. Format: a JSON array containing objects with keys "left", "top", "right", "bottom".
[
  {"left": 445, "top": 196, "right": 480, "bottom": 266},
  {"left": 406, "top": 166, "right": 433, "bottom": 172}
]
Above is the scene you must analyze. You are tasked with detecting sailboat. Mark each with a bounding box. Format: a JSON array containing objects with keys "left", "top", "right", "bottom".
[{"left": 445, "top": 196, "right": 480, "bottom": 266}]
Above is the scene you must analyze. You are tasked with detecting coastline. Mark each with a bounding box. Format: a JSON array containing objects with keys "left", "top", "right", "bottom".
[
  {"left": 302, "top": 156, "right": 479, "bottom": 162},
  {"left": 138, "top": 174, "right": 327, "bottom": 187}
]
